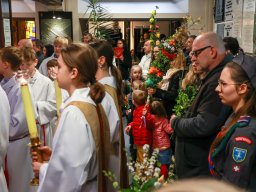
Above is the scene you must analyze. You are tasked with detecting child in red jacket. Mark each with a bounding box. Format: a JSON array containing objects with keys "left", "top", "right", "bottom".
[
  {"left": 150, "top": 101, "right": 173, "bottom": 179},
  {"left": 125, "top": 89, "right": 154, "bottom": 163}
]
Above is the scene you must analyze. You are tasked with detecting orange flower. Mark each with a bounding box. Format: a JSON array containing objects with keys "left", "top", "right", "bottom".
[
  {"left": 148, "top": 67, "right": 158, "bottom": 74},
  {"left": 156, "top": 71, "right": 163, "bottom": 77},
  {"left": 169, "top": 39, "right": 176, "bottom": 46}
]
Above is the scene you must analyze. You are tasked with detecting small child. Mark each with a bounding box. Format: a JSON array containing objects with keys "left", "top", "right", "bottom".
[
  {"left": 125, "top": 79, "right": 144, "bottom": 161},
  {"left": 46, "top": 59, "right": 58, "bottom": 81},
  {"left": 150, "top": 101, "right": 173, "bottom": 179},
  {"left": 125, "top": 89, "right": 154, "bottom": 163}
]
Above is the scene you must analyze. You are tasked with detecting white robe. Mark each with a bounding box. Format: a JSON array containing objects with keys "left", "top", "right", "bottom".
[
  {"left": 98, "top": 76, "right": 121, "bottom": 184},
  {"left": 139, "top": 53, "right": 152, "bottom": 79},
  {"left": 0, "top": 85, "right": 10, "bottom": 192},
  {"left": 38, "top": 88, "right": 98, "bottom": 192},
  {"left": 1, "top": 76, "right": 33, "bottom": 192},
  {"left": 29, "top": 70, "right": 56, "bottom": 147},
  {"left": 98, "top": 76, "right": 119, "bottom": 143}
]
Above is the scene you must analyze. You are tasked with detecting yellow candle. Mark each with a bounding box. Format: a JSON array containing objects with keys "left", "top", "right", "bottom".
[
  {"left": 20, "top": 84, "right": 38, "bottom": 138},
  {"left": 54, "top": 79, "right": 62, "bottom": 118}
]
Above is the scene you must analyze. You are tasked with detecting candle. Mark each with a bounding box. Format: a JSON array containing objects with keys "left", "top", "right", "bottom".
[
  {"left": 54, "top": 79, "right": 62, "bottom": 118},
  {"left": 20, "top": 84, "right": 38, "bottom": 138}
]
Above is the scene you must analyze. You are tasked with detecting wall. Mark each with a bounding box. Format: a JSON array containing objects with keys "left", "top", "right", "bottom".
[{"left": 10, "top": 0, "right": 215, "bottom": 42}]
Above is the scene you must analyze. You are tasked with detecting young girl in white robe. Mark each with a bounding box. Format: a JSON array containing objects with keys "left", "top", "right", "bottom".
[
  {"left": 90, "top": 40, "right": 129, "bottom": 188},
  {"left": 32, "top": 43, "right": 111, "bottom": 192}
]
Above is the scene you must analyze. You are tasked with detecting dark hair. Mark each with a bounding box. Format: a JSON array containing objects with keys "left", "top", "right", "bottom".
[
  {"left": 32, "top": 39, "right": 44, "bottom": 50},
  {"left": 44, "top": 44, "right": 54, "bottom": 58},
  {"left": 132, "top": 89, "right": 147, "bottom": 106},
  {"left": 150, "top": 100, "right": 167, "bottom": 118},
  {"left": 0, "top": 46, "right": 22, "bottom": 71},
  {"left": 46, "top": 59, "right": 58, "bottom": 68},
  {"left": 90, "top": 40, "right": 124, "bottom": 106},
  {"left": 210, "top": 61, "right": 256, "bottom": 153},
  {"left": 223, "top": 37, "right": 240, "bottom": 55},
  {"left": 160, "top": 34, "right": 166, "bottom": 41},
  {"left": 61, "top": 43, "right": 105, "bottom": 104}
]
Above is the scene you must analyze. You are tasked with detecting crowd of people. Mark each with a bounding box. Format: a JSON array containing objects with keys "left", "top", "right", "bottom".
[{"left": 0, "top": 31, "right": 255, "bottom": 192}]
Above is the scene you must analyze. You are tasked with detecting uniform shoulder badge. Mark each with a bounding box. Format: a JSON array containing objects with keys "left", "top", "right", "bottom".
[
  {"left": 234, "top": 136, "right": 252, "bottom": 144},
  {"left": 232, "top": 147, "right": 247, "bottom": 163}
]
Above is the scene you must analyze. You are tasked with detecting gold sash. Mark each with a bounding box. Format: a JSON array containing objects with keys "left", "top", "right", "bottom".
[
  {"left": 104, "top": 85, "right": 129, "bottom": 188},
  {"left": 68, "top": 101, "right": 111, "bottom": 192}
]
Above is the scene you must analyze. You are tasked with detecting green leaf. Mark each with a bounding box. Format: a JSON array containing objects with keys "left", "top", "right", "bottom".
[{"left": 141, "top": 178, "right": 157, "bottom": 191}]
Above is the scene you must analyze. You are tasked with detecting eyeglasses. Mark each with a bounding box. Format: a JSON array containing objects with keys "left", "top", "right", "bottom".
[
  {"left": 217, "top": 80, "right": 240, "bottom": 89},
  {"left": 190, "top": 45, "right": 212, "bottom": 57}
]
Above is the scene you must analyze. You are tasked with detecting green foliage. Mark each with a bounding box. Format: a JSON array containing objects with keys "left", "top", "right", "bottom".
[{"left": 173, "top": 85, "right": 197, "bottom": 117}]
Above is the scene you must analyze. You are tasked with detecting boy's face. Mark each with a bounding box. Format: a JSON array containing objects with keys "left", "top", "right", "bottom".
[
  {"left": 131, "top": 68, "right": 142, "bottom": 81},
  {"left": 0, "top": 59, "right": 7, "bottom": 75},
  {"left": 20, "top": 59, "right": 37, "bottom": 77},
  {"left": 54, "top": 43, "right": 64, "bottom": 58},
  {"left": 47, "top": 65, "right": 58, "bottom": 79}
]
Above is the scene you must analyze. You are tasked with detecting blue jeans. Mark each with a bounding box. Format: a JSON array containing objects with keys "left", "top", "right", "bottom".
[{"left": 158, "top": 148, "right": 172, "bottom": 165}]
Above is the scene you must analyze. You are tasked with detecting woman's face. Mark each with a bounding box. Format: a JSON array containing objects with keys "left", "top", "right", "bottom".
[
  {"left": 153, "top": 46, "right": 159, "bottom": 59},
  {"left": 117, "top": 40, "right": 124, "bottom": 48},
  {"left": 215, "top": 67, "right": 242, "bottom": 108},
  {"left": 43, "top": 47, "right": 47, "bottom": 57}
]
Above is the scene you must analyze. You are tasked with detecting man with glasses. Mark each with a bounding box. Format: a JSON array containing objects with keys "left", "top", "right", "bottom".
[{"left": 170, "top": 32, "right": 232, "bottom": 178}]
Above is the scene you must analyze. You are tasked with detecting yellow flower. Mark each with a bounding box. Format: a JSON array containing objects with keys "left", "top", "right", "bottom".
[
  {"left": 149, "top": 18, "right": 155, "bottom": 23},
  {"left": 152, "top": 10, "right": 156, "bottom": 15},
  {"left": 156, "top": 32, "right": 160, "bottom": 38},
  {"left": 156, "top": 40, "right": 160, "bottom": 46}
]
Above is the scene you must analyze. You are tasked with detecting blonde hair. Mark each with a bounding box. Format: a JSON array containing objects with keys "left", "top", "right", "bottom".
[
  {"left": 132, "top": 79, "right": 145, "bottom": 91},
  {"left": 130, "top": 65, "right": 142, "bottom": 78},
  {"left": 54, "top": 36, "right": 69, "bottom": 47},
  {"left": 132, "top": 89, "right": 147, "bottom": 106},
  {"left": 181, "top": 68, "right": 198, "bottom": 89},
  {"left": 172, "top": 51, "right": 186, "bottom": 69},
  {"left": 157, "top": 178, "right": 245, "bottom": 192}
]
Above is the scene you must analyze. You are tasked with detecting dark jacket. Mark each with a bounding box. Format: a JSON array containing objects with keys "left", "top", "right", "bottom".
[
  {"left": 212, "top": 116, "right": 256, "bottom": 191},
  {"left": 116, "top": 48, "right": 132, "bottom": 80},
  {"left": 171, "top": 55, "right": 232, "bottom": 178},
  {"left": 153, "top": 70, "right": 184, "bottom": 118}
]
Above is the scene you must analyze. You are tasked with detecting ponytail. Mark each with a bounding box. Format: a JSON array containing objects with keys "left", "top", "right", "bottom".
[
  {"left": 111, "top": 65, "right": 124, "bottom": 106},
  {"left": 89, "top": 82, "right": 105, "bottom": 104}
]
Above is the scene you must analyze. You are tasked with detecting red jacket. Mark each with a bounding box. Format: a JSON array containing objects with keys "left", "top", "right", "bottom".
[
  {"left": 129, "top": 105, "right": 154, "bottom": 146},
  {"left": 152, "top": 115, "right": 173, "bottom": 150}
]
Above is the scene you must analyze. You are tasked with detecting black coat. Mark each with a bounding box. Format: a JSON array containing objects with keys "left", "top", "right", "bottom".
[
  {"left": 153, "top": 70, "right": 184, "bottom": 118},
  {"left": 116, "top": 48, "right": 132, "bottom": 80},
  {"left": 171, "top": 55, "right": 232, "bottom": 179}
]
